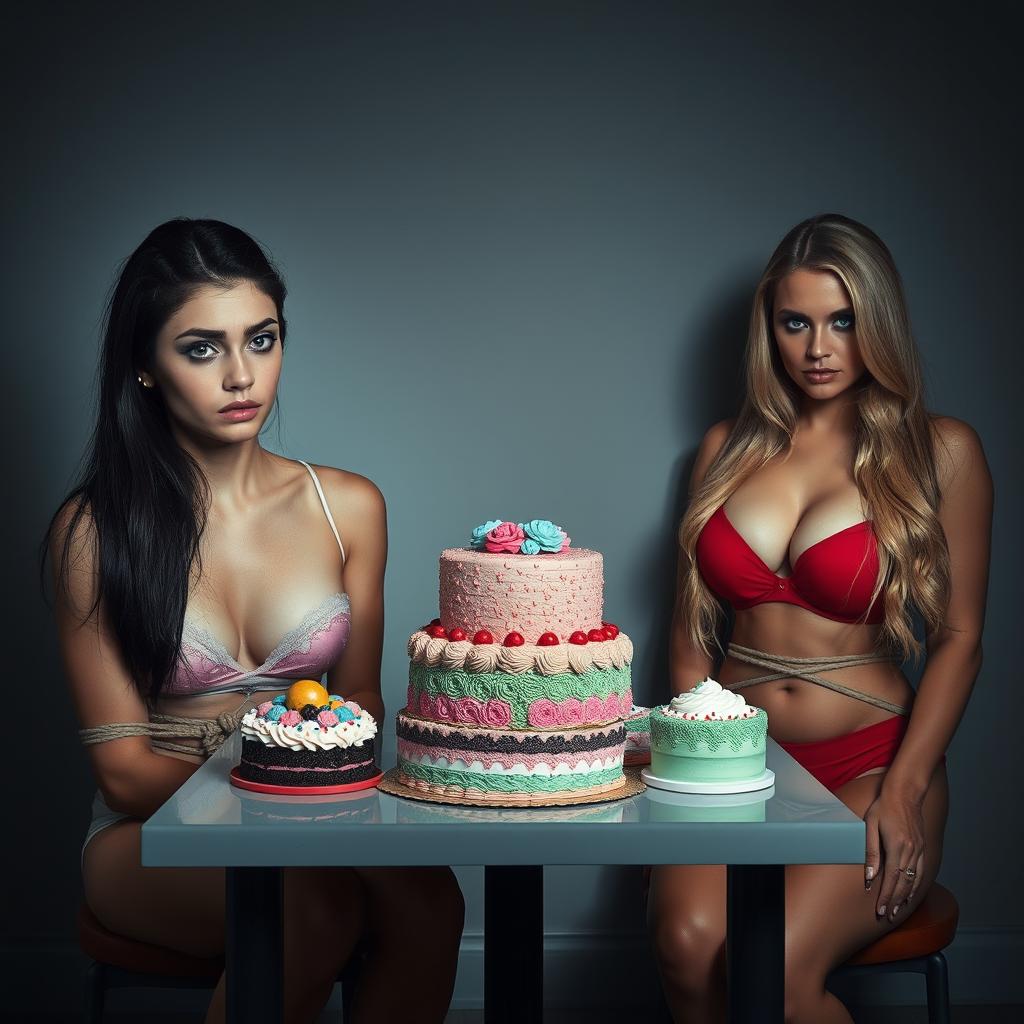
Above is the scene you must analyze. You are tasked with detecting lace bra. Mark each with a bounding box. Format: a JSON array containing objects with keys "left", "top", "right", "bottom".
[
  {"left": 166, "top": 460, "right": 351, "bottom": 696},
  {"left": 695, "top": 504, "right": 884, "bottom": 624}
]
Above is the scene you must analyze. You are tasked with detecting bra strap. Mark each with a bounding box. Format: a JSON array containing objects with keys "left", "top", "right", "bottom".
[
  {"left": 298, "top": 460, "right": 346, "bottom": 564},
  {"left": 724, "top": 642, "right": 910, "bottom": 716}
]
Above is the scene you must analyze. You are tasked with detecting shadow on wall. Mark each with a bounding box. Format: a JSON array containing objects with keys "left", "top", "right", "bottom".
[{"left": 630, "top": 269, "right": 755, "bottom": 705}]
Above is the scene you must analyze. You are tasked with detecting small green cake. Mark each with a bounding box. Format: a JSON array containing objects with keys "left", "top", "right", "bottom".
[{"left": 649, "top": 679, "right": 767, "bottom": 784}]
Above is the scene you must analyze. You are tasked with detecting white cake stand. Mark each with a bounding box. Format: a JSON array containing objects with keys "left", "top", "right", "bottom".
[{"left": 641, "top": 766, "right": 775, "bottom": 795}]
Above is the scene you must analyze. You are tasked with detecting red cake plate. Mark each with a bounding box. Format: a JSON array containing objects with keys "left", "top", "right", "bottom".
[{"left": 229, "top": 765, "right": 384, "bottom": 796}]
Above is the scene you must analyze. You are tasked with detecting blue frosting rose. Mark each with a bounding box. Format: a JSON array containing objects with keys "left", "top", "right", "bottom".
[
  {"left": 522, "top": 519, "right": 567, "bottom": 553},
  {"left": 265, "top": 704, "right": 286, "bottom": 722},
  {"left": 470, "top": 519, "right": 503, "bottom": 549},
  {"left": 520, "top": 538, "right": 541, "bottom": 555}
]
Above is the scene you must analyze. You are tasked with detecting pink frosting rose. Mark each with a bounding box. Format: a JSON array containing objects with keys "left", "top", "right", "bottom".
[
  {"left": 528, "top": 698, "right": 561, "bottom": 729},
  {"left": 485, "top": 521, "right": 526, "bottom": 554},
  {"left": 558, "top": 697, "right": 585, "bottom": 726},
  {"left": 602, "top": 693, "right": 621, "bottom": 720},
  {"left": 343, "top": 701, "right": 362, "bottom": 715},
  {"left": 455, "top": 697, "right": 483, "bottom": 725},
  {"left": 481, "top": 699, "right": 512, "bottom": 728},
  {"left": 317, "top": 710, "right": 339, "bottom": 728},
  {"left": 279, "top": 710, "right": 302, "bottom": 727},
  {"left": 256, "top": 701, "right": 274, "bottom": 717},
  {"left": 583, "top": 695, "right": 605, "bottom": 723},
  {"left": 433, "top": 694, "right": 456, "bottom": 723}
]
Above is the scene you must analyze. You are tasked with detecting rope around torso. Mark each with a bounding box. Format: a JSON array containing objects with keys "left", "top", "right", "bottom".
[
  {"left": 78, "top": 710, "right": 245, "bottom": 756},
  {"left": 724, "top": 641, "right": 911, "bottom": 716}
]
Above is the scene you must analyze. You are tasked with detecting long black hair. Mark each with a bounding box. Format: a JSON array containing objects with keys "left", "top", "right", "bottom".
[{"left": 39, "top": 218, "right": 288, "bottom": 706}]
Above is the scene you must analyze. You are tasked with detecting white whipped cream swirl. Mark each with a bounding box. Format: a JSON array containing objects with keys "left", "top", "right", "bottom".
[
  {"left": 241, "top": 707, "right": 378, "bottom": 751},
  {"left": 664, "top": 678, "right": 758, "bottom": 721}
]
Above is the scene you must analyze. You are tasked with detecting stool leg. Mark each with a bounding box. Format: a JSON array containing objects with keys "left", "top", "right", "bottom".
[
  {"left": 85, "top": 961, "right": 105, "bottom": 1024},
  {"left": 925, "top": 951, "right": 951, "bottom": 1024}
]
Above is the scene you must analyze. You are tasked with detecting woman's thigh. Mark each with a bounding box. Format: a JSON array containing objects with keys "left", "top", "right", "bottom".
[
  {"left": 83, "top": 820, "right": 369, "bottom": 961},
  {"left": 82, "top": 820, "right": 226, "bottom": 958},
  {"left": 785, "top": 761, "right": 949, "bottom": 979}
]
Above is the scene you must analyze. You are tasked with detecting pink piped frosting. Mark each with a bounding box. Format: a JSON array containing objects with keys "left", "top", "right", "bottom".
[
  {"left": 256, "top": 701, "right": 274, "bottom": 716},
  {"left": 527, "top": 699, "right": 561, "bottom": 729},
  {"left": 481, "top": 699, "right": 513, "bottom": 728},
  {"left": 454, "top": 697, "right": 483, "bottom": 725},
  {"left": 279, "top": 710, "right": 302, "bottom": 727},
  {"left": 317, "top": 709, "right": 339, "bottom": 728},
  {"left": 558, "top": 697, "right": 585, "bottom": 726}
]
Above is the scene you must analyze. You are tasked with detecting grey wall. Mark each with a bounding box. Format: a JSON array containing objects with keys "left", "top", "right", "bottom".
[{"left": 5, "top": 1, "right": 1020, "bottom": 1012}]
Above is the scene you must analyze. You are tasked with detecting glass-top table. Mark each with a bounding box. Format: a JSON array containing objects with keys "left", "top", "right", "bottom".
[{"left": 142, "top": 733, "right": 864, "bottom": 1023}]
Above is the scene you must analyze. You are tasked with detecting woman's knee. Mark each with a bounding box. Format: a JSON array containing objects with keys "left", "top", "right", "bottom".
[
  {"left": 403, "top": 869, "right": 465, "bottom": 945},
  {"left": 284, "top": 867, "right": 366, "bottom": 951},
  {"left": 649, "top": 912, "right": 725, "bottom": 997},
  {"left": 361, "top": 867, "right": 465, "bottom": 953}
]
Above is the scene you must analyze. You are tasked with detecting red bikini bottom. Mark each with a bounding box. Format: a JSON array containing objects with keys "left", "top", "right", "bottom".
[{"left": 776, "top": 714, "right": 944, "bottom": 793}]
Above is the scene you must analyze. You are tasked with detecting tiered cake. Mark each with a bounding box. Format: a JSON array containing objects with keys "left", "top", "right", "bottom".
[{"left": 395, "top": 519, "right": 634, "bottom": 805}]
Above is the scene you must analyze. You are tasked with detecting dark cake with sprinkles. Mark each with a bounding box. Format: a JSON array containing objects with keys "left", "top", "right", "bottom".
[{"left": 237, "top": 679, "right": 378, "bottom": 788}]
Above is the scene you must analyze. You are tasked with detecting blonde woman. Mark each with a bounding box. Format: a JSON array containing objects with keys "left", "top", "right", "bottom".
[{"left": 648, "top": 214, "right": 992, "bottom": 1023}]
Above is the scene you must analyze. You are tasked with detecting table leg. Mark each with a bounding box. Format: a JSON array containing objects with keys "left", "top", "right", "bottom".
[
  {"left": 226, "top": 866, "right": 283, "bottom": 1024},
  {"left": 485, "top": 865, "right": 542, "bottom": 1024},
  {"left": 727, "top": 864, "right": 784, "bottom": 1024}
]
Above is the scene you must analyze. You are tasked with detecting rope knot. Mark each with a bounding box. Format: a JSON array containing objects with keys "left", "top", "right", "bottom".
[{"left": 199, "top": 712, "right": 242, "bottom": 754}]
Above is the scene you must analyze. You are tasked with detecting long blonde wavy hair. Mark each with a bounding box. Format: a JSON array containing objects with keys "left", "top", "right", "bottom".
[{"left": 678, "top": 213, "right": 950, "bottom": 665}]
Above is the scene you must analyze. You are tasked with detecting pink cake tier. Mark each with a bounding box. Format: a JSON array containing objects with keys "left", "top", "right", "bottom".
[
  {"left": 439, "top": 548, "right": 604, "bottom": 642},
  {"left": 396, "top": 711, "right": 627, "bottom": 804}
]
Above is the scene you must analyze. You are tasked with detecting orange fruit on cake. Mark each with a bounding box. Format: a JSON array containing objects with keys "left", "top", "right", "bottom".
[{"left": 285, "top": 679, "right": 330, "bottom": 710}]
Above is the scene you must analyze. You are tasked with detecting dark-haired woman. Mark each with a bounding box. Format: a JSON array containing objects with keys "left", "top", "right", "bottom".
[
  {"left": 648, "top": 214, "right": 992, "bottom": 1023},
  {"left": 42, "top": 219, "right": 464, "bottom": 1024}
]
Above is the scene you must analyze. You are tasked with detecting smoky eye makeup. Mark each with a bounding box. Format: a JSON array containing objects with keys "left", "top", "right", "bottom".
[
  {"left": 776, "top": 310, "right": 855, "bottom": 332},
  {"left": 179, "top": 332, "right": 279, "bottom": 362}
]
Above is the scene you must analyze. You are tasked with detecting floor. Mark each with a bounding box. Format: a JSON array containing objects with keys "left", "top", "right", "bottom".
[{"left": 24, "top": 1007, "right": 1024, "bottom": 1023}]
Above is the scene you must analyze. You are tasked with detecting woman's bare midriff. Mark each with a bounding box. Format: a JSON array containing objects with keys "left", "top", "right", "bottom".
[{"left": 720, "top": 601, "right": 914, "bottom": 746}]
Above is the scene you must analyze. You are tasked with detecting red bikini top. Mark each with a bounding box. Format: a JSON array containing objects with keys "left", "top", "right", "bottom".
[{"left": 695, "top": 505, "right": 884, "bottom": 624}]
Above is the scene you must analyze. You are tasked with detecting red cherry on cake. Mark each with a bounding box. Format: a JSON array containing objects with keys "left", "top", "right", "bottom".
[
  {"left": 473, "top": 629, "right": 495, "bottom": 644},
  {"left": 503, "top": 631, "right": 525, "bottom": 647},
  {"left": 448, "top": 627, "right": 467, "bottom": 642},
  {"left": 569, "top": 631, "right": 589, "bottom": 645},
  {"left": 426, "top": 624, "right": 448, "bottom": 639},
  {"left": 602, "top": 622, "right": 620, "bottom": 639},
  {"left": 588, "top": 628, "right": 607, "bottom": 642},
  {"left": 537, "top": 632, "right": 559, "bottom": 646}
]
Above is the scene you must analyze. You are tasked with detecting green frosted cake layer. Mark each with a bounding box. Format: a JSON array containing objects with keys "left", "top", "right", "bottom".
[
  {"left": 649, "top": 707, "right": 767, "bottom": 783},
  {"left": 397, "top": 759, "right": 624, "bottom": 794},
  {"left": 409, "top": 662, "right": 632, "bottom": 729}
]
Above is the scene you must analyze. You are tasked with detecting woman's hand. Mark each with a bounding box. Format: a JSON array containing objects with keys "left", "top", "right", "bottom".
[{"left": 863, "top": 787, "right": 926, "bottom": 922}]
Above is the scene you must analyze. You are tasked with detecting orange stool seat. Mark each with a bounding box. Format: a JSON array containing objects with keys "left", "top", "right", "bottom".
[
  {"left": 77, "top": 902, "right": 223, "bottom": 980},
  {"left": 845, "top": 883, "right": 958, "bottom": 966}
]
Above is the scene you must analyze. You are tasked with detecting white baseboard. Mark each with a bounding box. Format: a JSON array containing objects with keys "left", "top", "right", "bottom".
[{"left": 4, "top": 928, "right": 1022, "bottom": 1014}]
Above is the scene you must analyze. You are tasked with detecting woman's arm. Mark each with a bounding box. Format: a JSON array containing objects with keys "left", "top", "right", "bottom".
[
  {"left": 51, "top": 502, "right": 199, "bottom": 818},
  {"left": 865, "top": 417, "right": 993, "bottom": 917},
  {"left": 884, "top": 417, "right": 994, "bottom": 800},
  {"left": 669, "top": 418, "right": 735, "bottom": 693},
  {"left": 322, "top": 471, "right": 388, "bottom": 725}
]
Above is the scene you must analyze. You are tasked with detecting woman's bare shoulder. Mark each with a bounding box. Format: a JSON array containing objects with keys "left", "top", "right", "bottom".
[{"left": 928, "top": 414, "right": 989, "bottom": 493}]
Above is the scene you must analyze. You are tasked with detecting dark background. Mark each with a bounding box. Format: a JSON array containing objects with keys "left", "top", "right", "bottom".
[{"left": 4, "top": 1, "right": 1020, "bottom": 1014}]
